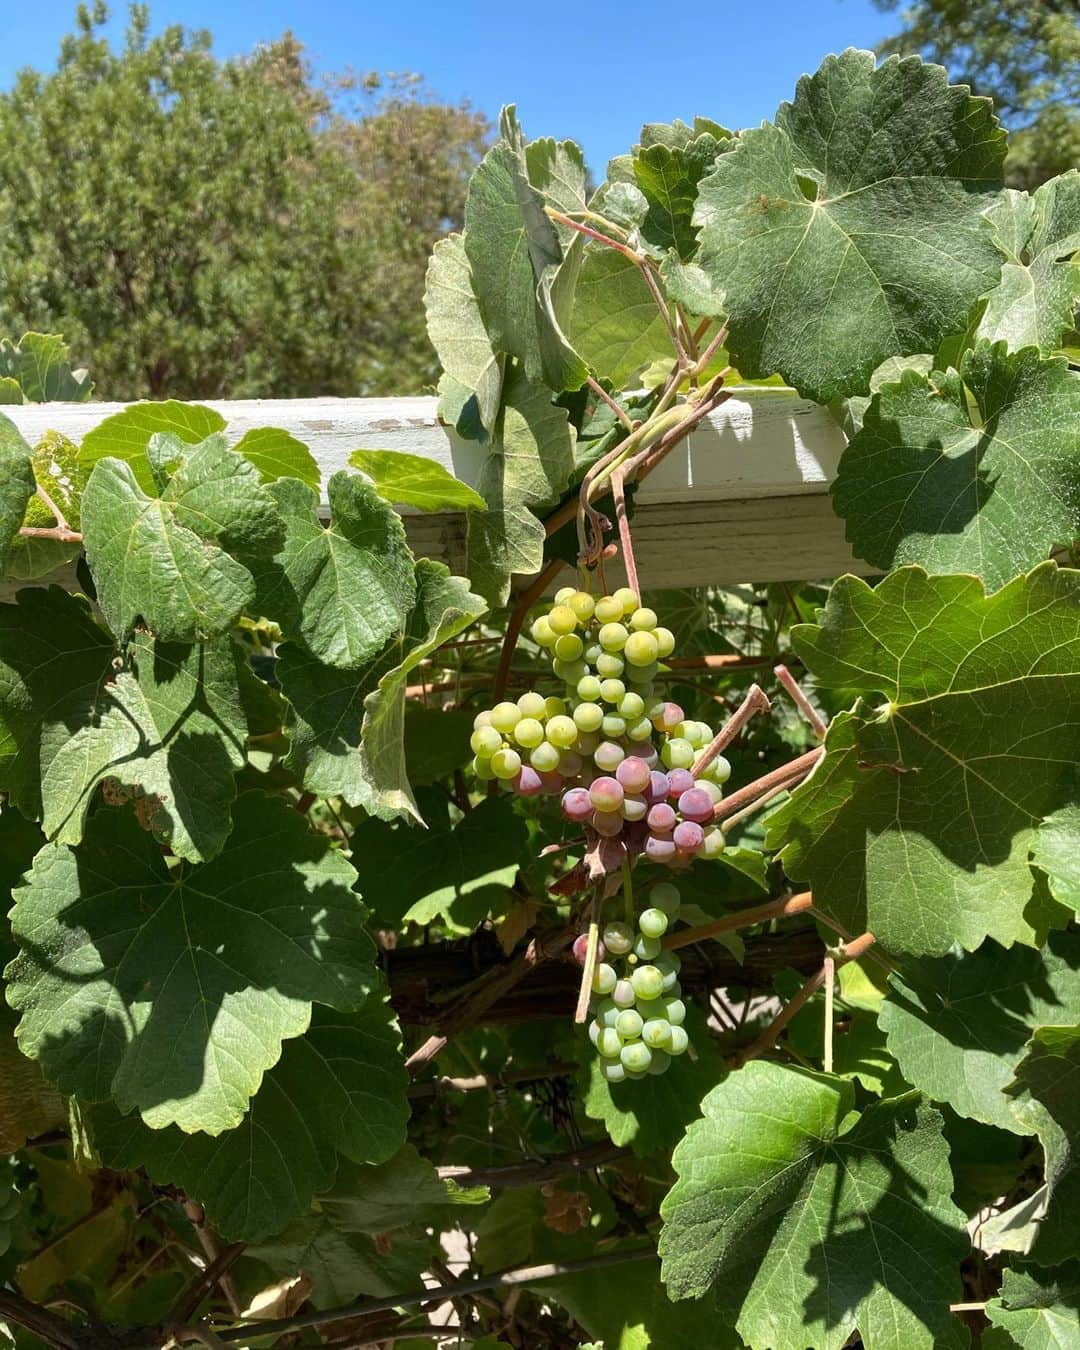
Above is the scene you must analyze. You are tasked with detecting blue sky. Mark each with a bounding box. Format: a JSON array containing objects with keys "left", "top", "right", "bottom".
[{"left": 3, "top": 1, "right": 896, "bottom": 173}]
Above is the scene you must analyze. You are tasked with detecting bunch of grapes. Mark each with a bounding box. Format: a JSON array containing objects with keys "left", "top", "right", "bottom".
[
  {"left": 575, "top": 882, "right": 689, "bottom": 1081},
  {"left": 470, "top": 586, "right": 731, "bottom": 866}
]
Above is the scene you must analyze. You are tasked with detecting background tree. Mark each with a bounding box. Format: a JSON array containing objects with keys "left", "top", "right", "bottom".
[
  {"left": 0, "top": 3, "right": 489, "bottom": 400},
  {"left": 874, "top": 0, "right": 1080, "bottom": 187}
]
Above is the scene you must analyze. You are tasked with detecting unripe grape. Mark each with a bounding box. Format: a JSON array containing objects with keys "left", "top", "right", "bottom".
[
  {"left": 622, "top": 795, "right": 647, "bottom": 822},
  {"left": 592, "top": 809, "right": 623, "bottom": 837},
  {"left": 640, "top": 745, "right": 660, "bottom": 768},
  {"left": 634, "top": 933, "right": 661, "bottom": 961},
  {"left": 620, "top": 1041, "right": 652, "bottom": 1074},
  {"left": 547, "top": 604, "right": 578, "bottom": 635},
  {"left": 491, "top": 747, "right": 522, "bottom": 780},
  {"left": 554, "top": 632, "right": 584, "bottom": 663},
  {"left": 602, "top": 715, "right": 627, "bottom": 738},
  {"left": 553, "top": 657, "right": 588, "bottom": 684},
  {"left": 647, "top": 802, "right": 676, "bottom": 832},
  {"left": 530, "top": 616, "right": 557, "bottom": 647},
  {"left": 651, "top": 701, "right": 684, "bottom": 732},
  {"left": 639, "top": 907, "right": 669, "bottom": 939},
  {"left": 612, "top": 978, "right": 636, "bottom": 1008},
  {"left": 655, "top": 951, "right": 681, "bottom": 991},
  {"left": 562, "top": 787, "right": 593, "bottom": 822},
  {"left": 626, "top": 717, "right": 653, "bottom": 742},
  {"left": 573, "top": 932, "right": 598, "bottom": 965},
  {"left": 598, "top": 622, "right": 629, "bottom": 652},
  {"left": 703, "top": 754, "right": 732, "bottom": 784},
  {"left": 662, "top": 738, "right": 695, "bottom": 770},
  {"left": 602, "top": 1059, "right": 627, "bottom": 1083},
  {"left": 573, "top": 703, "right": 604, "bottom": 733},
  {"left": 642, "top": 1017, "right": 672, "bottom": 1048},
  {"left": 546, "top": 714, "right": 579, "bottom": 748},
  {"left": 662, "top": 996, "right": 687, "bottom": 1026},
  {"left": 666, "top": 767, "right": 695, "bottom": 798},
  {"left": 474, "top": 709, "right": 494, "bottom": 729},
  {"left": 529, "top": 742, "right": 560, "bottom": 773},
  {"left": 576, "top": 674, "right": 602, "bottom": 702},
  {"left": 517, "top": 691, "right": 547, "bottom": 719},
  {"left": 699, "top": 826, "right": 726, "bottom": 859},
  {"left": 569, "top": 590, "right": 595, "bottom": 622},
  {"left": 678, "top": 787, "right": 715, "bottom": 824},
  {"left": 613, "top": 587, "right": 639, "bottom": 615},
  {"left": 628, "top": 679, "right": 655, "bottom": 703},
  {"left": 694, "top": 721, "right": 715, "bottom": 745},
  {"left": 631, "top": 965, "right": 664, "bottom": 1000},
  {"left": 513, "top": 717, "right": 545, "bottom": 749},
  {"left": 624, "top": 630, "right": 659, "bottom": 666},
  {"left": 594, "top": 594, "right": 624, "bottom": 623},
  {"left": 616, "top": 756, "right": 652, "bottom": 794},
  {"left": 593, "top": 962, "right": 617, "bottom": 995},
  {"left": 595, "top": 652, "right": 625, "bottom": 678},
  {"left": 628, "top": 607, "right": 658, "bottom": 631},
  {"left": 593, "top": 741, "right": 625, "bottom": 771},
  {"left": 597, "top": 1027, "right": 623, "bottom": 1058},
  {"left": 651, "top": 882, "right": 682, "bottom": 914},
  {"left": 632, "top": 662, "right": 659, "bottom": 684},
  {"left": 490, "top": 701, "right": 522, "bottom": 733},
  {"left": 602, "top": 921, "right": 634, "bottom": 956},
  {"left": 584, "top": 642, "right": 603, "bottom": 665},
  {"left": 644, "top": 833, "right": 677, "bottom": 863},
  {"left": 617, "top": 691, "right": 645, "bottom": 720},
  {"left": 599, "top": 678, "right": 625, "bottom": 703},
  {"left": 674, "top": 820, "right": 704, "bottom": 854},
  {"left": 589, "top": 776, "right": 624, "bottom": 812},
  {"left": 667, "top": 1025, "right": 689, "bottom": 1055},
  {"left": 558, "top": 749, "right": 584, "bottom": 777},
  {"left": 513, "top": 766, "right": 544, "bottom": 796},
  {"left": 543, "top": 696, "right": 567, "bottom": 719},
  {"left": 472, "top": 755, "right": 496, "bottom": 780},
  {"left": 555, "top": 585, "right": 576, "bottom": 604},
  {"left": 647, "top": 1048, "right": 671, "bottom": 1075},
  {"left": 615, "top": 1008, "right": 643, "bottom": 1040},
  {"left": 595, "top": 997, "right": 620, "bottom": 1028},
  {"left": 654, "top": 626, "right": 676, "bottom": 658},
  {"left": 645, "top": 770, "right": 670, "bottom": 804},
  {"left": 471, "top": 726, "right": 503, "bottom": 757},
  {"left": 698, "top": 780, "right": 724, "bottom": 805}
]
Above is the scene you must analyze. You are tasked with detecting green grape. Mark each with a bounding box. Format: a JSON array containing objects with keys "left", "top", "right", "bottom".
[
  {"left": 633, "top": 933, "right": 661, "bottom": 961},
  {"left": 472, "top": 755, "right": 496, "bottom": 781},
  {"left": 655, "top": 952, "right": 681, "bottom": 992},
  {"left": 530, "top": 616, "right": 557, "bottom": 647},
  {"left": 543, "top": 696, "right": 567, "bottom": 719},
  {"left": 595, "top": 998, "right": 620, "bottom": 1028},
  {"left": 517, "top": 691, "right": 547, "bottom": 719},
  {"left": 642, "top": 1017, "right": 672, "bottom": 1048},
  {"left": 471, "top": 726, "right": 503, "bottom": 757},
  {"left": 598, "top": 622, "right": 629, "bottom": 652},
  {"left": 661, "top": 737, "right": 695, "bottom": 769},
  {"left": 651, "top": 882, "right": 682, "bottom": 914},
  {"left": 547, "top": 604, "right": 578, "bottom": 635},
  {"left": 618, "top": 691, "right": 646, "bottom": 720},
  {"left": 491, "top": 747, "right": 522, "bottom": 780},
  {"left": 654, "top": 626, "right": 676, "bottom": 658},
  {"left": 615, "top": 1008, "right": 644, "bottom": 1040},
  {"left": 620, "top": 1041, "right": 652, "bottom": 1073},
  {"left": 529, "top": 741, "right": 561, "bottom": 773},
  {"left": 554, "top": 585, "right": 576, "bottom": 604},
  {"left": 712, "top": 754, "right": 733, "bottom": 784},
  {"left": 612, "top": 978, "right": 636, "bottom": 1008},
  {"left": 573, "top": 702, "right": 604, "bottom": 733},
  {"left": 595, "top": 652, "right": 625, "bottom": 678},
  {"left": 629, "top": 660, "right": 659, "bottom": 684},
  {"left": 602, "top": 921, "right": 634, "bottom": 955},
  {"left": 647, "top": 1048, "right": 672, "bottom": 1075},
  {"left": 699, "top": 826, "right": 726, "bottom": 858},
  {"left": 594, "top": 595, "right": 624, "bottom": 623},
  {"left": 699, "top": 781, "right": 724, "bottom": 806},
  {"left": 593, "top": 962, "right": 617, "bottom": 995},
  {"left": 597, "top": 1027, "right": 623, "bottom": 1058},
  {"left": 553, "top": 657, "right": 588, "bottom": 684},
  {"left": 599, "top": 678, "right": 626, "bottom": 703},
  {"left": 638, "top": 907, "right": 669, "bottom": 939},
  {"left": 602, "top": 715, "right": 627, "bottom": 738},
  {"left": 576, "top": 674, "right": 603, "bottom": 702},
  {"left": 631, "top": 965, "right": 664, "bottom": 1000},
  {"left": 474, "top": 709, "right": 493, "bottom": 729},
  {"left": 624, "top": 630, "right": 659, "bottom": 666},
  {"left": 513, "top": 717, "right": 545, "bottom": 749},
  {"left": 588, "top": 1019, "right": 601, "bottom": 1046},
  {"left": 626, "top": 717, "right": 653, "bottom": 742},
  {"left": 547, "top": 714, "right": 579, "bottom": 748},
  {"left": 569, "top": 591, "right": 596, "bottom": 623},
  {"left": 667, "top": 1025, "right": 689, "bottom": 1056},
  {"left": 601, "top": 1059, "right": 627, "bottom": 1083},
  {"left": 613, "top": 587, "right": 639, "bottom": 615},
  {"left": 490, "top": 701, "right": 522, "bottom": 733},
  {"left": 555, "top": 632, "right": 584, "bottom": 662},
  {"left": 593, "top": 741, "right": 625, "bottom": 771},
  {"left": 628, "top": 607, "right": 658, "bottom": 631},
  {"left": 661, "top": 996, "right": 686, "bottom": 1026}
]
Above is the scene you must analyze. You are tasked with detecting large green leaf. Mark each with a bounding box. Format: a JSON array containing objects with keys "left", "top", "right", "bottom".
[
  {"left": 879, "top": 935, "right": 1080, "bottom": 1135},
  {"left": 658, "top": 1063, "right": 967, "bottom": 1349},
  {"left": 692, "top": 49, "right": 1005, "bottom": 401},
  {"left": 348, "top": 447, "right": 485, "bottom": 513},
  {"left": 350, "top": 796, "right": 526, "bottom": 934},
  {"left": 633, "top": 130, "right": 728, "bottom": 262},
  {"left": 232, "top": 426, "right": 320, "bottom": 489},
  {"left": 984, "top": 1262, "right": 1080, "bottom": 1350},
  {"left": 831, "top": 343, "right": 1080, "bottom": 590},
  {"left": 769, "top": 564, "right": 1080, "bottom": 955},
  {"left": 79, "top": 401, "right": 226, "bottom": 493},
  {"left": 278, "top": 560, "right": 486, "bottom": 819},
  {"left": 467, "top": 366, "right": 575, "bottom": 606},
  {"left": 1032, "top": 806, "right": 1080, "bottom": 919},
  {"left": 252, "top": 473, "right": 416, "bottom": 669},
  {"left": 464, "top": 107, "right": 587, "bottom": 394},
  {"left": 93, "top": 997, "right": 408, "bottom": 1241},
  {"left": 424, "top": 232, "right": 504, "bottom": 437},
  {"left": 5, "top": 792, "right": 376, "bottom": 1134},
  {"left": 570, "top": 249, "right": 676, "bottom": 387},
  {"left": 1007, "top": 1027, "right": 1080, "bottom": 1265},
  {"left": 82, "top": 436, "right": 283, "bottom": 642},
  {"left": 978, "top": 173, "right": 1080, "bottom": 357},
  {"left": 0, "top": 414, "right": 35, "bottom": 574},
  {"left": 0, "top": 333, "right": 92, "bottom": 404}
]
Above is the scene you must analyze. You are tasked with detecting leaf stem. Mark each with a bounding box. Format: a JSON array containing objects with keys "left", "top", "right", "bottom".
[
  {"left": 544, "top": 207, "right": 640, "bottom": 262},
  {"left": 611, "top": 468, "right": 639, "bottom": 599},
  {"left": 692, "top": 683, "right": 771, "bottom": 777},
  {"left": 662, "top": 891, "right": 813, "bottom": 952},
  {"left": 587, "top": 376, "right": 636, "bottom": 432},
  {"left": 18, "top": 523, "right": 83, "bottom": 543},
  {"left": 774, "top": 663, "right": 827, "bottom": 739},
  {"left": 640, "top": 260, "right": 690, "bottom": 368},
  {"left": 711, "top": 747, "right": 824, "bottom": 825}
]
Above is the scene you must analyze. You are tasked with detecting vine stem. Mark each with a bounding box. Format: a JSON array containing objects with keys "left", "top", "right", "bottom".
[
  {"left": 662, "top": 891, "right": 813, "bottom": 953},
  {"left": 692, "top": 683, "right": 771, "bottom": 777},
  {"left": 733, "top": 931, "right": 876, "bottom": 1068},
  {"left": 492, "top": 558, "right": 565, "bottom": 703},
  {"left": 639, "top": 260, "right": 690, "bottom": 368},
  {"left": 437, "top": 1140, "right": 628, "bottom": 1189},
  {"left": 18, "top": 523, "right": 83, "bottom": 542},
  {"left": 182, "top": 1201, "right": 242, "bottom": 1316},
  {"left": 717, "top": 778, "right": 798, "bottom": 835},
  {"left": 0, "top": 1291, "right": 87, "bottom": 1350},
  {"left": 610, "top": 468, "right": 639, "bottom": 599},
  {"left": 774, "top": 663, "right": 827, "bottom": 739},
  {"left": 544, "top": 207, "right": 640, "bottom": 261},
  {"left": 711, "top": 747, "right": 824, "bottom": 825},
  {"left": 823, "top": 954, "right": 836, "bottom": 1073},
  {"left": 587, "top": 375, "right": 635, "bottom": 432},
  {"left": 406, "top": 1060, "right": 579, "bottom": 1097}
]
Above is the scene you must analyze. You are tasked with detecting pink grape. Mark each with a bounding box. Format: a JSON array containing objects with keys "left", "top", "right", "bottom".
[
  {"left": 562, "top": 787, "right": 593, "bottom": 821},
  {"left": 593, "top": 741, "right": 625, "bottom": 771},
  {"left": 645, "top": 770, "right": 670, "bottom": 804},
  {"left": 678, "top": 787, "right": 715, "bottom": 823},
  {"left": 652, "top": 701, "right": 684, "bottom": 732},
  {"left": 673, "top": 820, "right": 705, "bottom": 854},
  {"left": 645, "top": 833, "right": 677, "bottom": 862},
  {"left": 667, "top": 768, "right": 695, "bottom": 798},
  {"left": 573, "top": 932, "right": 606, "bottom": 965},
  {"left": 590, "top": 776, "right": 625, "bottom": 812},
  {"left": 513, "top": 766, "right": 544, "bottom": 796},
  {"left": 647, "top": 802, "right": 677, "bottom": 832},
  {"left": 592, "top": 809, "right": 624, "bottom": 837},
  {"left": 616, "top": 756, "right": 652, "bottom": 794}
]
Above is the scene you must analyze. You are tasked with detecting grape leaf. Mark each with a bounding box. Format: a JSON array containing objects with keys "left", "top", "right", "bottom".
[
  {"left": 692, "top": 49, "right": 1005, "bottom": 402},
  {"left": 769, "top": 564, "right": 1080, "bottom": 955},
  {"left": 82, "top": 436, "right": 283, "bottom": 642},
  {"left": 350, "top": 796, "right": 526, "bottom": 934},
  {"left": 79, "top": 401, "right": 226, "bottom": 493},
  {"left": 634, "top": 132, "right": 728, "bottom": 262},
  {"left": 984, "top": 1262, "right": 1080, "bottom": 1350},
  {"left": 570, "top": 249, "right": 676, "bottom": 388},
  {"left": 233, "top": 426, "right": 320, "bottom": 489},
  {"left": 348, "top": 447, "right": 485, "bottom": 513},
  {"left": 1032, "top": 805, "right": 1080, "bottom": 919},
  {"left": 402, "top": 706, "right": 473, "bottom": 785},
  {"left": 0, "top": 414, "right": 35, "bottom": 574},
  {"left": 425, "top": 232, "right": 504, "bottom": 437},
  {"left": 464, "top": 107, "right": 587, "bottom": 394},
  {"left": 467, "top": 366, "right": 575, "bottom": 606},
  {"left": 831, "top": 343, "right": 1080, "bottom": 590},
  {"left": 1007, "top": 1027, "right": 1080, "bottom": 1265},
  {"left": 0, "top": 332, "right": 92, "bottom": 404},
  {"left": 659, "top": 1063, "right": 967, "bottom": 1349},
  {"left": 252, "top": 473, "right": 416, "bottom": 669},
  {"left": 977, "top": 173, "right": 1080, "bottom": 357},
  {"left": 6, "top": 792, "right": 377, "bottom": 1134},
  {"left": 583, "top": 1005, "right": 726, "bottom": 1157},
  {"left": 93, "top": 996, "right": 408, "bottom": 1241},
  {"left": 879, "top": 934, "right": 1080, "bottom": 1134},
  {"left": 278, "top": 561, "right": 486, "bottom": 819},
  {"left": 10, "top": 430, "right": 85, "bottom": 582},
  {"left": 0, "top": 1004, "right": 65, "bottom": 1155}
]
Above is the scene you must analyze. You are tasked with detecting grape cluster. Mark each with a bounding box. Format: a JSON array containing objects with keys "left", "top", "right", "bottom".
[
  {"left": 470, "top": 587, "right": 731, "bottom": 866},
  {"left": 576, "top": 882, "right": 689, "bottom": 1081}
]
